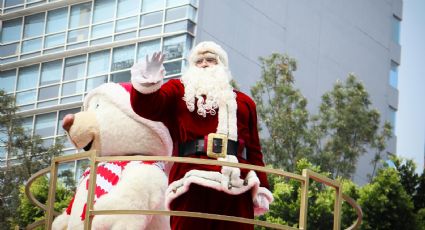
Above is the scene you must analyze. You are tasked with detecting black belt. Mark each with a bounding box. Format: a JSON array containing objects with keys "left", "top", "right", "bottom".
[{"left": 178, "top": 137, "right": 247, "bottom": 160}]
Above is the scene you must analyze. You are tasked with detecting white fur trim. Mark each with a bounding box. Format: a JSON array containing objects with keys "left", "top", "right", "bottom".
[
  {"left": 132, "top": 77, "right": 163, "bottom": 94},
  {"left": 84, "top": 83, "right": 173, "bottom": 157},
  {"left": 215, "top": 92, "right": 238, "bottom": 141},
  {"left": 51, "top": 211, "right": 70, "bottom": 230},
  {"left": 166, "top": 165, "right": 273, "bottom": 216},
  {"left": 189, "top": 41, "right": 229, "bottom": 67},
  {"left": 253, "top": 187, "right": 274, "bottom": 216},
  {"left": 165, "top": 169, "right": 263, "bottom": 210}
]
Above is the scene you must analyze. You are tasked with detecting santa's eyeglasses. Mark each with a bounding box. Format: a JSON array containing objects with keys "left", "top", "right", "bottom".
[{"left": 195, "top": 57, "right": 218, "bottom": 65}]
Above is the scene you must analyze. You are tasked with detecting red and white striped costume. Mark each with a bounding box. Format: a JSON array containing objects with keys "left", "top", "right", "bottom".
[{"left": 65, "top": 161, "right": 165, "bottom": 221}]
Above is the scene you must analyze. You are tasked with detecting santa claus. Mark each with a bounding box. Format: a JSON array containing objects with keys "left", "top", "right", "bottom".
[{"left": 130, "top": 41, "right": 273, "bottom": 229}]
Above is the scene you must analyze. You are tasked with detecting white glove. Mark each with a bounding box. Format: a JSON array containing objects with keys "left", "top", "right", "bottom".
[
  {"left": 219, "top": 155, "right": 244, "bottom": 190},
  {"left": 131, "top": 52, "right": 165, "bottom": 94},
  {"left": 253, "top": 187, "right": 274, "bottom": 216}
]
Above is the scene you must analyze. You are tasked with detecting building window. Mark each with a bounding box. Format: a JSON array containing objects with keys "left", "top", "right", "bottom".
[
  {"left": 389, "top": 106, "right": 397, "bottom": 135},
  {"left": 38, "top": 85, "right": 59, "bottom": 101},
  {"left": 16, "top": 90, "right": 36, "bottom": 106},
  {"left": 140, "top": 11, "right": 163, "bottom": 27},
  {"left": 165, "top": 5, "right": 196, "bottom": 22},
  {"left": 164, "top": 60, "right": 182, "bottom": 76},
  {"left": 21, "top": 37, "right": 42, "bottom": 53},
  {"left": 93, "top": 0, "right": 116, "bottom": 23},
  {"left": 0, "top": 42, "right": 19, "bottom": 57},
  {"left": 142, "top": 0, "right": 164, "bottom": 13},
  {"left": 62, "top": 80, "right": 85, "bottom": 97},
  {"left": 164, "top": 20, "right": 195, "bottom": 33},
  {"left": 392, "top": 15, "right": 401, "bottom": 44},
  {"left": 111, "top": 71, "right": 131, "bottom": 83},
  {"left": 167, "top": 0, "right": 189, "bottom": 7},
  {"left": 112, "top": 45, "right": 135, "bottom": 71},
  {"left": 46, "top": 7, "right": 68, "bottom": 34},
  {"left": 17, "top": 64, "right": 39, "bottom": 90},
  {"left": 88, "top": 50, "right": 110, "bottom": 76},
  {"left": 76, "top": 159, "right": 90, "bottom": 178},
  {"left": 91, "top": 22, "right": 113, "bottom": 39},
  {"left": 4, "top": 0, "right": 24, "bottom": 8},
  {"left": 117, "top": 0, "right": 139, "bottom": 18},
  {"left": 163, "top": 35, "right": 187, "bottom": 60},
  {"left": 67, "top": 27, "right": 89, "bottom": 43},
  {"left": 40, "top": 60, "right": 62, "bottom": 86},
  {"left": 1, "top": 18, "right": 22, "bottom": 43},
  {"left": 0, "top": 69, "right": 16, "bottom": 93},
  {"left": 137, "top": 39, "right": 160, "bottom": 61},
  {"left": 21, "top": 116, "right": 34, "bottom": 135},
  {"left": 58, "top": 162, "right": 75, "bottom": 176},
  {"left": 389, "top": 61, "right": 398, "bottom": 89},
  {"left": 69, "top": 2, "right": 92, "bottom": 29},
  {"left": 86, "top": 75, "right": 107, "bottom": 92},
  {"left": 64, "top": 55, "right": 86, "bottom": 81},
  {"left": 23, "top": 13, "right": 45, "bottom": 38},
  {"left": 35, "top": 112, "right": 56, "bottom": 137},
  {"left": 115, "top": 16, "right": 138, "bottom": 33},
  {"left": 44, "top": 33, "right": 66, "bottom": 49}
]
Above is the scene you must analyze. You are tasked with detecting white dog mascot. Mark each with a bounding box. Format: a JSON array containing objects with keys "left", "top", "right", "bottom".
[{"left": 52, "top": 82, "right": 172, "bottom": 230}]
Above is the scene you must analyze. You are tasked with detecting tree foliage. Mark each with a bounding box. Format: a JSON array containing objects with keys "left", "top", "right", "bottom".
[
  {"left": 389, "top": 156, "right": 425, "bottom": 227},
  {"left": 390, "top": 155, "right": 419, "bottom": 198},
  {"left": 251, "top": 53, "right": 392, "bottom": 180},
  {"left": 415, "top": 169, "right": 425, "bottom": 211},
  {"left": 259, "top": 157, "right": 425, "bottom": 230},
  {"left": 256, "top": 159, "right": 358, "bottom": 229},
  {"left": 0, "top": 89, "right": 65, "bottom": 228},
  {"left": 311, "top": 74, "right": 392, "bottom": 178},
  {"left": 16, "top": 176, "right": 73, "bottom": 228},
  {"left": 251, "top": 53, "right": 313, "bottom": 172},
  {"left": 358, "top": 166, "right": 418, "bottom": 230}
]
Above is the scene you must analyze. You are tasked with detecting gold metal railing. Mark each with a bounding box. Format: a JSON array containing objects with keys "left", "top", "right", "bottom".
[{"left": 25, "top": 151, "right": 362, "bottom": 230}]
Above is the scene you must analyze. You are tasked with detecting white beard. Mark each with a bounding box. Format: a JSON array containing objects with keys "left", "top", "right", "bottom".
[{"left": 180, "top": 64, "right": 235, "bottom": 117}]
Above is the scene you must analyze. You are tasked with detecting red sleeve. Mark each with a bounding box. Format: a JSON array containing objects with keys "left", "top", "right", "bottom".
[
  {"left": 130, "top": 79, "right": 181, "bottom": 122},
  {"left": 245, "top": 96, "right": 270, "bottom": 189}
]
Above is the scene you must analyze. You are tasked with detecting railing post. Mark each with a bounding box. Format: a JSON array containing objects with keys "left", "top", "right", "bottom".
[
  {"left": 84, "top": 151, "right": 98, "bottom": 230},
  {"left": 333, "top": 181, "right": 343, "bottom": 230},
  {"left": 299, "top": 169, "right": 309, "bottom": 229},
  {"left": 45, "top": 160, "right": 58, "bottom": 229}
]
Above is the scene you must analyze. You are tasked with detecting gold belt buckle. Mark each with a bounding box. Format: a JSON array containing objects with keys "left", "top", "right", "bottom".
[{"left": 206, "top": 133, "right": 228, "bottom": 159}]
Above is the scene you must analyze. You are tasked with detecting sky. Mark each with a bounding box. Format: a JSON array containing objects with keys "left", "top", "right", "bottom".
[{"left": 396, "top": 0, "right": 425, "bottom": 173}]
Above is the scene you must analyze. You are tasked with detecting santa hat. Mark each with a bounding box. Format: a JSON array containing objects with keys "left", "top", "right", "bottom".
[
  {"left": 83, "top": 82, "right": 173, "bottom": 157},
  {"left": 188, "top": 41, "right": 229, "bottom": 67}
]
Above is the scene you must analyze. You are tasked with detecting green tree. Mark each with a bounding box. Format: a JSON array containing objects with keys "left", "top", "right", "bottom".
[
  {"left": 0, "top": 90, "right": 65, "bottom": 228},
  {"left": 257, "top": 159, "right": 358, "bottom": 229},
  {"left": 390, "top": 157, "right": 425, "bottom": 228},
  {"left": 251, "top": 53, "right": 313, "bottom": 171},
  {"left": 390, "top": 155, "right": 419, "bottom": 198},
  {"left": 416, "top": 171, "right": 425, "bottom": 229},
  {"left": 369, "top": 122, "right": 392, "bottom": 180},
  {"left": 415, "top": 169, "right": 425, "bottom": 211},
  {"left": 16, "top": 176, "right": 73, "bottom": 228},
  {"left": 358, "top": 166, "right": 418, "bottom": 230},
  {"left": 416, "top": 208, "right": 425, "bottom": 230},
  {"left": 311, "top": 75, "right": 392, "bottom": 178}
]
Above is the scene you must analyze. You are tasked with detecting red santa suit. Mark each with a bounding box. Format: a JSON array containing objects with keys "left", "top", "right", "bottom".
[{"left": 130, "top": 41, "right": 272, "bottom": 230}]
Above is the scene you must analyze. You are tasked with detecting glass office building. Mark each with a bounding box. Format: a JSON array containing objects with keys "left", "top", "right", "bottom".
[{"left": 0, "top": 0, "right": 197, "bottom": 178}]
